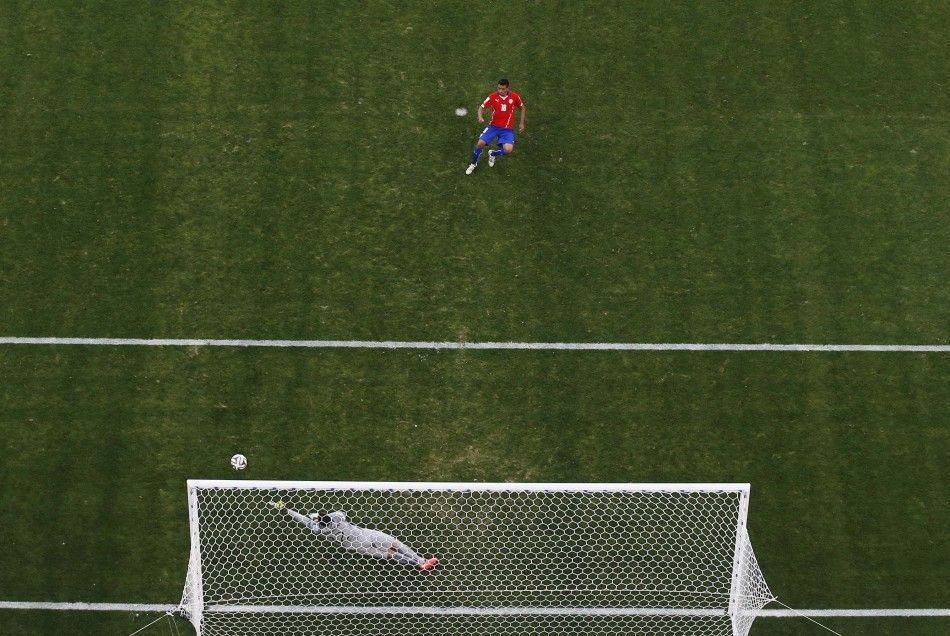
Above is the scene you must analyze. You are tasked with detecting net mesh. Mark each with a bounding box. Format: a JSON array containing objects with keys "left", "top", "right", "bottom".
[{"left": 181, "top": 483, "right": 771, "bottom": 635}]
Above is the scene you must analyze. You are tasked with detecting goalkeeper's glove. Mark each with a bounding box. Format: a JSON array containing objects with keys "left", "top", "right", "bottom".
[{"left": 270, "top": 500, "right": 286, "bottom": 510}]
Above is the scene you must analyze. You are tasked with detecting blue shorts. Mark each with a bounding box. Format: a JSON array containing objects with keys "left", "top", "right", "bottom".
[{"left": 479, "top": 124, "right": 515, "bottom": 146}]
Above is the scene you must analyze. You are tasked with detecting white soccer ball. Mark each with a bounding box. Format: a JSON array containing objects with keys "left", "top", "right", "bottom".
[
  {"left": 230, "top": 454, "right": 247, "bottom": 470},
  {"left": 455, "top": 107, "right": 468, "bottom": 117}
]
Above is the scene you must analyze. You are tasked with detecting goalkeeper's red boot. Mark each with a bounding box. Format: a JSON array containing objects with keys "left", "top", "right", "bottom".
[{"left": 419, "top": 557, "right": 439, "bottom": 570}]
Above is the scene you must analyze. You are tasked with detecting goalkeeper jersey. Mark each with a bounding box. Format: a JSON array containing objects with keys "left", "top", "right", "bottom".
[{"left": 291, "top": 510, "right": 396, "bottom": 554}]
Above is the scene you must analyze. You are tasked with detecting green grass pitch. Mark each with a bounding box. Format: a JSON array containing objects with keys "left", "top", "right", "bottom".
[{"left": 1, "top": 1, "right": 947, "bottom": 634}]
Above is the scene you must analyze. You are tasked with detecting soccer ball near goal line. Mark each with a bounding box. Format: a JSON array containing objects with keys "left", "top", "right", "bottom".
[{"left": 229, "top": 454, "right": 247, "bottom": 470}]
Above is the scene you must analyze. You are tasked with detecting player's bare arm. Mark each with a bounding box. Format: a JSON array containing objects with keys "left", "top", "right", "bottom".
[
  {"left": 477, "top": 105, "right": 488, "bottom": 124},
  {"left": 519, "top": 105, "right": 526, "bottom": 133}
]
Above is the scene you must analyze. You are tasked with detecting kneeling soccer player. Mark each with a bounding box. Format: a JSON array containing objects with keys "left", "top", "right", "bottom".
[{"left": 272, "top": 501, "right": 438, "bottom": 570}]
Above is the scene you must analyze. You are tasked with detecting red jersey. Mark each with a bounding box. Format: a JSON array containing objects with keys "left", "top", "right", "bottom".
[{"left": 481, "top": 90, "right": 523, "bottom": 129}]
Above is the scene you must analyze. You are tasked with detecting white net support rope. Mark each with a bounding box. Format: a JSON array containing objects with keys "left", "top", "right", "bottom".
[{"left": 180, "top": 481, "right": 772, "bottom": 636}]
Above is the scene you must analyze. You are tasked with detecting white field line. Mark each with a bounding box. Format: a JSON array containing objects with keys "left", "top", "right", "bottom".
[
  {"left": 0, "top": 337, "right": 947, "bottom": 352},
  {"left": 759, "top": 609, "right": 950, "bottom": 617},
  {"left": 0, "top": 602, "right": 176, "bottom": 612},
  {"left": 0, "top": 602, "right": 948, "bottom": 617}
]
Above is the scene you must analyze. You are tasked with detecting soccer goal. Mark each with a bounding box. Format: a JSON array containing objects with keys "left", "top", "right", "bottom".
[{"left": 179, "top": 481, "right": 773, "bottom": 636}]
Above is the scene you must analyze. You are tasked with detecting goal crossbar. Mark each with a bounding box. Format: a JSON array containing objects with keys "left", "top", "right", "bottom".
[{"left": 187, "top": 479, "right": 752, "bottom": 493}]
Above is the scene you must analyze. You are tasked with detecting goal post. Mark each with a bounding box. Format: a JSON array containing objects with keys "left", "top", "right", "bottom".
[
  {"left": 181, "top": 484, "right": 204, "bottom": 629},
  {"left": 179, "top": 480, "right": 773, "bottom": 636}
]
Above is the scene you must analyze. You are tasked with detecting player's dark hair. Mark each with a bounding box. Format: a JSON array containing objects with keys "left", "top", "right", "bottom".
[{"left": 498, "top": 78, "right": 509, "bottom": 86}]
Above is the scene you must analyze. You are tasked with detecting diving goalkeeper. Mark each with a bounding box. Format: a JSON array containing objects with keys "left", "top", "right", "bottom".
[{"left": 272, "top": 501, "right": 439, "bottom": 570}]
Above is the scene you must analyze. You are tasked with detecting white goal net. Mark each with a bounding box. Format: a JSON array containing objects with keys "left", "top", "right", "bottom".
[{"left": 180, "top": 481, "right": 772, "bottom": 636}]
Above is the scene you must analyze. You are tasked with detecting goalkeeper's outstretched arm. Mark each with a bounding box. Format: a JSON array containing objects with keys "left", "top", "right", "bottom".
[
  {"left": 271, "top": 501, "right": 329, "bottom": 535},
  {"left": 287, "top": 508, "right": 324, "bottom": 533}
]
